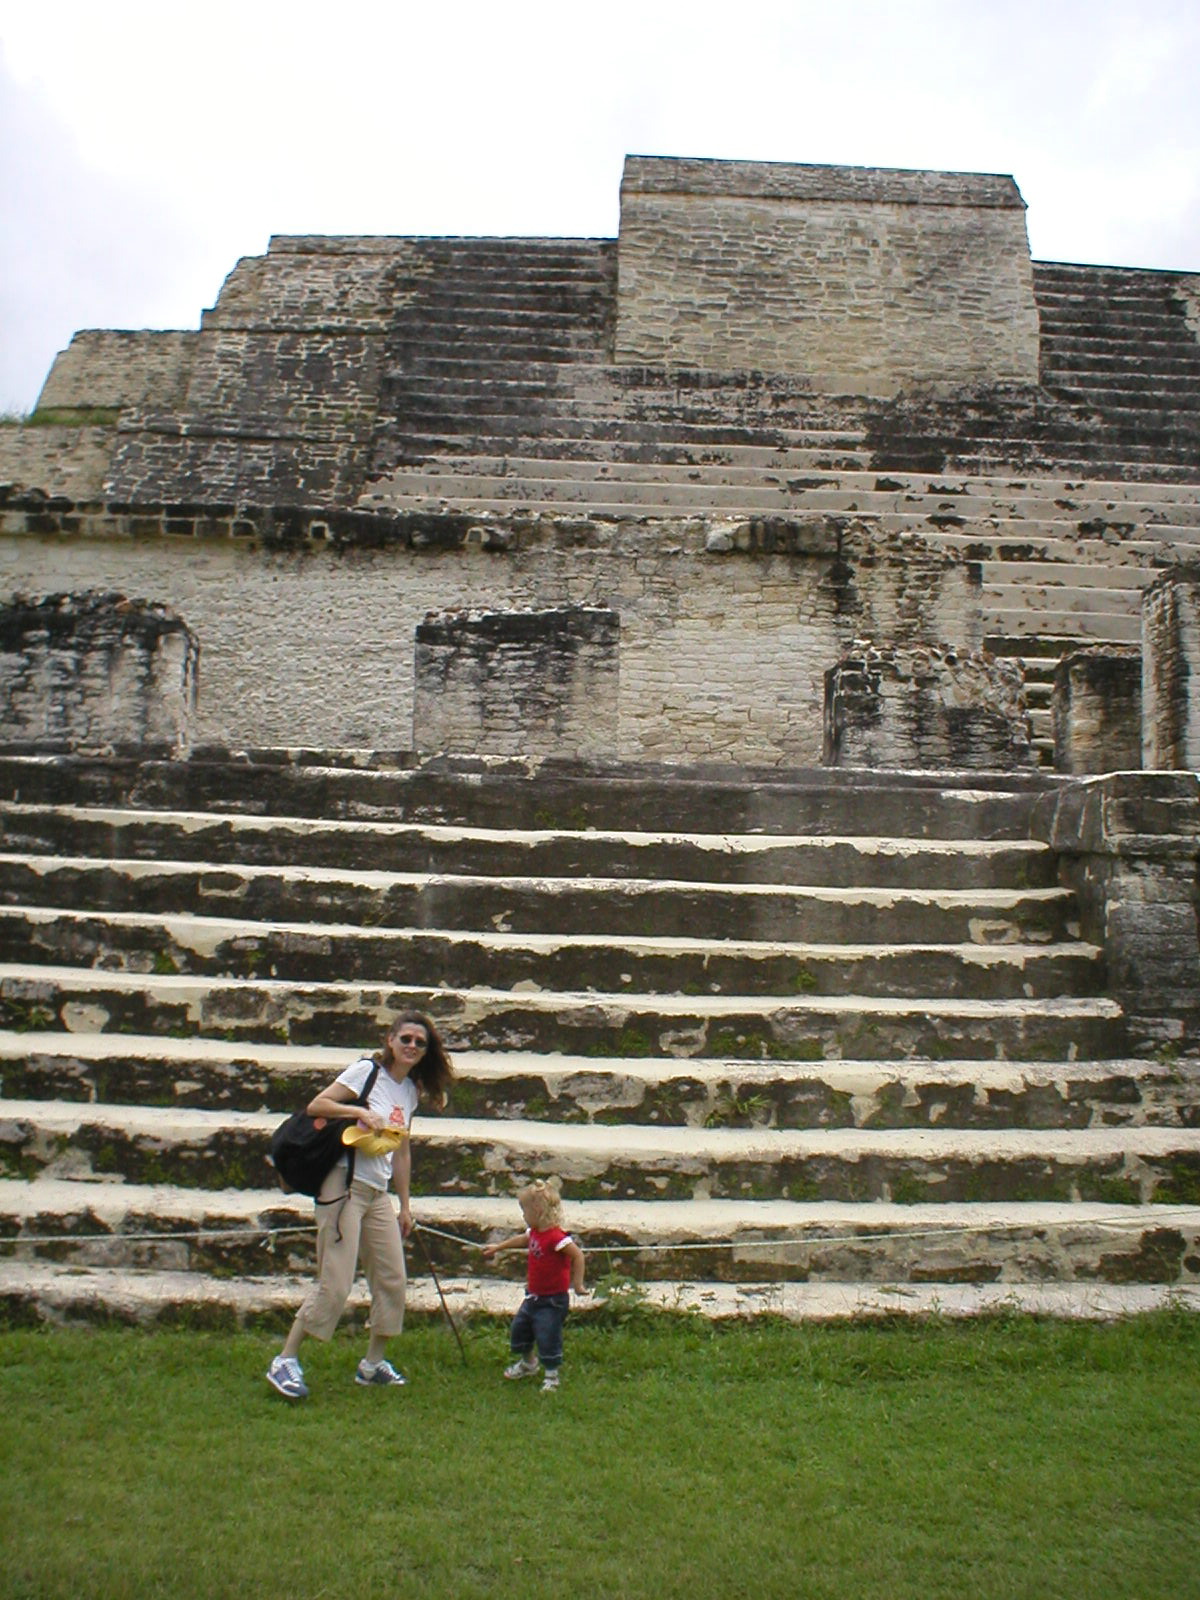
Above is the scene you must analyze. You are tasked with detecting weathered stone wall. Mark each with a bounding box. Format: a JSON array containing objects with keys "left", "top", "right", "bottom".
[
  {"left": 95, "top": 237, "right": 415, "bottom": 510},
  {"left": 0, "top": 590, "right": 197, "bottom": 753},
  {"left": 414, "top": 607, "right": 619, "bottom": 757},
  {"left": 615, "top": 157, "right": 1041, "bottom": 394},
  {"left": 0, "top": 426, "right": 114, "bottom": 503},
  {"left": 1033, "top": 773, "right": 1200, "bottom": 1051},
  {"left": 0, "top": 513, "right": 981, "bottom": 765},
  {"left": 35, "top": 331, "right": 197, "bottom": 413},
  {"left": 1142, "top": 568, "right": 1200, "bottom": 770},
  {"left": 1052, "top": 646, "right": 1142, "bottom": 775},
  {"left": 823, "top": 644, "right": 1032, "bottom": 770}
]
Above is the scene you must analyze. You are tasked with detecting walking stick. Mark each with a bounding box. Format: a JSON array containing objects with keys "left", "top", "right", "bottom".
[{"left": 412, "top": 1223, "right": 468, "bottom": 1365}]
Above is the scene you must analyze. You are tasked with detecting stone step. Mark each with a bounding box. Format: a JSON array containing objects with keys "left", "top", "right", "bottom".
[
  {"left": 0, "top": 966, "right": 1125, "bottom": 1058},
  {"left": 0, "top": 755, "right": 1049, "bottom": 839},
  {"left": 985, "top": 633, "right": 1099, "bottom": 660},
  {"left": 383, "top": 332, "right": 612, "bottom": 360},
  {"left": 1034, "top": 293, "right": 1194, "bottom": 320},
  {"left": 0, "top": 805, "right": 1059, "bottom": 889},
  {"left": 3, "top": 1179, "right": 1198, "bottom": 1287},
  {"left": 939, "top": 448, "right": 1199, "bottom": 482},
  {"left": 389, "top": 345, "right": 607, "bottom": 370},
  {"left": 931, "top": 530, "right": 1188, "bottom": 568},
  {"left": 390, "top": 271, "right": 614, "bottom": 294},
  {"left": 380, "top": 380, "right": 869, "bottom": 424},
  {"left": 2, "top": 1033, "right": 1190, "bottom": 1129},
  {"left": 982, "top": 583, "right": 1141, "bottom": 620},
  {"left": 376, "top": 412, "right": 870, "bottom": 449},
  {"left": 982, "top": 608, "right": 1142, "bottom": 644},
  {"left": 390, "top": 258, "right": 615, "bottom": 282},
  {"left": 0, "top": 856, "right": 1082, "bottom": 943},
  {"left": 383, "top": 363, "right": 852, "bottom": 401},
  {"left": 1039, "top": 351, "right": 1200, "bottom": 381},
  {"left": 1035, "top": 308, "right": 1195, "bottom": 336},
  {"left": 373, "top": 452, "right": 1200, "bottom": 521},
  {"left": 388, "top": 300, "right": 611, "bottom": 330},
  {"left": 876, "top": 423, "right": 1196, "bottom": 457},
  {"left": 1040, "top": 329, "right": 1200, "bottom": 355},
  {"left": 3, "top": 1100, "right": 1194, "bottom": 1204},
  {"left": 370, "top": 469, "right": 1200, "bottom": 531},
  {"left": 380, "top": 448, "right": 1200, "bottom": 504},
  {"left": 388, "top": 263, "right": 616, "bottom": 287},
  {"left": 979, "top": 561, "right": 1160, "bottom": 591},
  {"left": 876, "top": 439, "right": 1197, "bottom": 480},
  {"left": 378, "top": 400, "right": 860, "bottom": 439},
  {"left": 390, "top": 333, "right": 608, "bottom": 360},
  {"left": 384, "top": 433, "right": 857, "bottom": 470},
  {"left": 367, "top": 486, "right": 1200, "bottom": 556},
  {"left": 0, "top": 908, "right": 1102, "bottom": 1002},
  {"left": 1038, "top": 342, "right": 1200, "bottom": 366},
  {"left": 5, "top": 1257, "right": 1197, "bottom": 1326},
  {"left": 1044, "top": 382, "right": 1200, "bottom": 411}
]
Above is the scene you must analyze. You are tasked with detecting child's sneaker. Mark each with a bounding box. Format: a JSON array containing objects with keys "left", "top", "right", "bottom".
[
  {"left": 503, "top": 1354, "right": 540, "bottom": 1380},
  {"left": 266, "top": 1355, "right": 308, "bottom": 1400},
  {"left": 355, "top": 1358, "right": 406, "bottom": 1387},
  {"left": 541, "top": 1369, "right": 560, "bottom": 1392}
]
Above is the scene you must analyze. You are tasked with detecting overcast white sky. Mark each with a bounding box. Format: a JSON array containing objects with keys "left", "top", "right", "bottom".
[{"left": 2, "top": 0, "right": 1198, "bottom": 411}]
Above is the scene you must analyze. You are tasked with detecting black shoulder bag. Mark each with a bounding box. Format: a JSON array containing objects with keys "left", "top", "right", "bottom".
[{"left": 268, "top": 1059, "right": 383, "bottom": 1201}]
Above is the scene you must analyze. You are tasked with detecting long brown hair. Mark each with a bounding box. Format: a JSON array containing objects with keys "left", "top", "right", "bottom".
[{"left": 375, "top": 1011, "right": 454, "bottom": 1109}]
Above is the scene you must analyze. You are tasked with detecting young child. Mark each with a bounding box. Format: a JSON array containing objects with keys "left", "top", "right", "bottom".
[{"left": 480, "top": 1178, "right": 585, "bottom": 1392}]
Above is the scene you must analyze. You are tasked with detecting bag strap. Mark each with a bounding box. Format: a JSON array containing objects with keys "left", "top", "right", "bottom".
[{"left": 315, "top": 1057, "right": 385, "bottom": 1206}]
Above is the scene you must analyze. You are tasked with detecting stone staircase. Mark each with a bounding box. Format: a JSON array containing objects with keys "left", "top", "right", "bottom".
[
  {"left": 19, "top": 234, "right": 1199, "bottom": 771},
  {"left": 2, "top": 751, "right": 1198, "bottom": 1325},
  {"left": 350, "top": 250, "right": 1200, "bottom": 760}
]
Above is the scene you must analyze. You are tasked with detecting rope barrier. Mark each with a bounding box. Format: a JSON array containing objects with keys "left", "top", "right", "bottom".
[{"left": 6, "top": 1210, "right": 1200, "bottom": 1255}]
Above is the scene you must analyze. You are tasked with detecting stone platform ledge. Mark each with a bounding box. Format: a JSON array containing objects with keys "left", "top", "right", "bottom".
[
  {"left": 0, "top": 967, "right": 1121, "bottom": 1020},
  {"left": 0, "top": 746, "right": 1059, "bottom": 793},
  {"left": 4, "top": 1179, "right": 1198, "bottom": 1245},
  {"left": 13, "top": 1099, "right": 1199, "bottom": 1162},
  {"left": 1, "top": 1261, "right": 1197, "bottom": 1328},
  {"left": 6, "top": 1033, "right": 1177, "bottom": 1092},
  {"left": 0, "top": 799, "right": 1057, "bottom": 858}
]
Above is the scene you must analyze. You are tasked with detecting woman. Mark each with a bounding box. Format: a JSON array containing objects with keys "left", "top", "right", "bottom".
[{"left": 266, "top": 1011, "right": 454, "bottom": 1399}]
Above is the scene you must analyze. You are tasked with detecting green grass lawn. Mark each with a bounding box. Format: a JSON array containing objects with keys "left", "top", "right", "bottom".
[{"left": 2, "top": 1309, "right": 1198, "bottom": 1600}]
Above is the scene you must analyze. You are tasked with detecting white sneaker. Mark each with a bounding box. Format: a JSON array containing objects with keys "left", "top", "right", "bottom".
[
  {"left": 541, "top": 1370, "right": 560, "bottom": 1392},
  {"left": 266, "top": 1355, "right": 308, "bottom": 1400},
  {"left": 503, "top": 1355, "right": 540, "bottom": 1380},
  {"left": 355, "top": 1358, "right": 406, "bottom": 1387}
]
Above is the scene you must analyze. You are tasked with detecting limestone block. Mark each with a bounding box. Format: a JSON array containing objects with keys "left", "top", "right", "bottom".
[
  {"left": 1052, "top": 646, "right": 1142, "bottom": 775},
  {"left": 1143, "top": 567, "right": 1200, "bottom": 770},
  {"left": 824, "top": 644, "right": 1032, "bottom": 770},
  {"left": 0, "top": 590, "right": 198, "bottom": 754}
]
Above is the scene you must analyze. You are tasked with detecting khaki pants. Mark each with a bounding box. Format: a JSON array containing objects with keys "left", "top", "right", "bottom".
[{"left": 296, "top": 1173, "right": 407, "bottom": 1341}]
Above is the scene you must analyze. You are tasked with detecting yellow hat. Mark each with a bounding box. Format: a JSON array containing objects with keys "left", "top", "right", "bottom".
[{"left": 342, "top": 1123, "right": 409, "bottom": 1157}]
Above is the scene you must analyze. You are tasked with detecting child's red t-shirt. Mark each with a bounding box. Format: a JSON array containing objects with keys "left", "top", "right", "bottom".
[{"left": 526, "top": 1225, "right": 573, "bottom": 1295}]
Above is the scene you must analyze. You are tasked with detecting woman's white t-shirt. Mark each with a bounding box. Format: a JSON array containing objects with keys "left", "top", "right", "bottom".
[{"left": 334, "top": 1056, "right": 418, "bottom": 1191}]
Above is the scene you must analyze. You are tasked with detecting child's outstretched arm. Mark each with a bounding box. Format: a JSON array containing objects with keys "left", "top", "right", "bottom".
[
  {"left": 563, "top": 1237, "right": 586, "bottom": 1292},
  {"left": 480, "top": 1232, "right": 528, "bottom": 1260}
]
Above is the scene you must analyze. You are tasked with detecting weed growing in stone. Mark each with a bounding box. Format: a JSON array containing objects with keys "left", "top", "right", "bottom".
[{"left": 24, "top": 406, "right": 120, "bottom": 426}]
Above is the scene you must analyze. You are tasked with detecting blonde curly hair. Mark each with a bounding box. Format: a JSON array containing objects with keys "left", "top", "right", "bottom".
[{"left": 517, "top": 1177, "right": 563, "bottom": 1231}]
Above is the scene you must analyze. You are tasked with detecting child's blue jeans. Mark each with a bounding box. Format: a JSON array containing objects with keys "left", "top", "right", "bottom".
[{"left": 510, "top": 1292, "right": 569, "bottom": 1371}]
